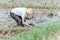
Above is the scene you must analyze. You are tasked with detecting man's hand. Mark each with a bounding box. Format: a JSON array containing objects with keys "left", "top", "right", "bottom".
[
  {"left": 28, "top": 25, "right": 33, "bottom": 28},
  {"left": 24, "top": 22, "right": 33, "bottom": 27},
  {"left": 22, "top": 18, "right": 33, "bottom": 27}
]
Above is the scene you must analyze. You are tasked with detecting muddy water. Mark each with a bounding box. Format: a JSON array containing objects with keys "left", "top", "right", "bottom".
[
  {"left": 0, "top": 9, "right": 60, "bottom": 27},
  {"left": 25, "top": 9, "right": 60, "bottom": 27}
]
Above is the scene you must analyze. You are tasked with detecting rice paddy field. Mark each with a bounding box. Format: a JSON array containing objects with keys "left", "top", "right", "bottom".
[
  {"left": 0, "top": 0, "right": 60, "bottom": 40},
  {"left": 0, "top": 21, "right": 60, "bottom": 40}
]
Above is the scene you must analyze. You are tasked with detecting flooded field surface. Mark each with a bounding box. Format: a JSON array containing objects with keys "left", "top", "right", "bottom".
[{"left": 0, "top": 8, "right": 60, "bottom": 27}]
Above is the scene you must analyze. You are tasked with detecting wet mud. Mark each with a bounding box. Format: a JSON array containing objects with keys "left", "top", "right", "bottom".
[{"left": 0, "top": 9, "right": 60, "bottom": 27}]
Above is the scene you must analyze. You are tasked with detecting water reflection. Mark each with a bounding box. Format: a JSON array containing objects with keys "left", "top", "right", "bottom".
[{"left": 0, "top": 13, "right": 8, "bottom": 18}]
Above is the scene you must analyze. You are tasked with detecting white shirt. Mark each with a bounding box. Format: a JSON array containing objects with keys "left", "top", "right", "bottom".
[{"left": 11, "top": 8, "right": 27, "bottom": 18}]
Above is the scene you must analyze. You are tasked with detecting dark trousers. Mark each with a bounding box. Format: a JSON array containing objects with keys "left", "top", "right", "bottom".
[{"left": 10, "top": 12, "right": 23, "bottom": 26}]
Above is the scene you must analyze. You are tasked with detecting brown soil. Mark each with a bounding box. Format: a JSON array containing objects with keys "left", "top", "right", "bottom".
[{"left": 0, "top": 29, "right": 25, "bottom": 39}]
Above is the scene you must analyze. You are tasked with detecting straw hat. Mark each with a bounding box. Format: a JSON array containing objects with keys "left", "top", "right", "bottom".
[{"left": 26, "top": 8, "right": 34, "bottom": 15}]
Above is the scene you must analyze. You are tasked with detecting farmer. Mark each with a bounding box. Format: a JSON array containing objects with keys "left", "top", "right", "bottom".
[{"left": 10, "top": 7, "right": 34, "bottom": 27}]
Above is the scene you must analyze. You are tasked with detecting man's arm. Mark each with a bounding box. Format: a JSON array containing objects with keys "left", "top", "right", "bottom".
[{"left": 22, "top": 18, "right": 33, "bottom": 27}]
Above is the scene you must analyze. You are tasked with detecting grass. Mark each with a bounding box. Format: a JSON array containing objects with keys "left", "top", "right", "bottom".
[
  {"left": 3, "top": 21, "right": 60, "bottom": 40},
  {"left": 0, "top": 3, "right": 60, "bottom": 9}
]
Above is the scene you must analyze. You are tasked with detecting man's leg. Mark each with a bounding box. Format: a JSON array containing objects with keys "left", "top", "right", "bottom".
[{"left": 10, "top": 12, "right": 22, "bottom": 26}]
